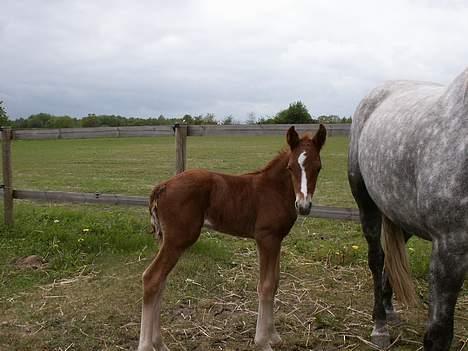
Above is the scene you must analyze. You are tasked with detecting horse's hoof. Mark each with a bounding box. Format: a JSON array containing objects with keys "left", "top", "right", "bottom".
[{"left": 371, "top": 333, "right": 391, "bottom": 349}]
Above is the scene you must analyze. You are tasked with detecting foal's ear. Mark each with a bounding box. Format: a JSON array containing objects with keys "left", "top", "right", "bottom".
[
  {"left": 312, "top": 124, "right": 327, "bottom": 150},
  {"left": 287, "top": 126, "right": 300, "bottom": 149}
]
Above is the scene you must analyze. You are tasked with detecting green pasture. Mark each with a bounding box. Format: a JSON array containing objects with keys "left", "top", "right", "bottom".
[
  {"left": 0, "top": 135, "right": 466, "bottom": 351},
  {"left": 11, "top": 135, "right": 353, "bottom": 207}
]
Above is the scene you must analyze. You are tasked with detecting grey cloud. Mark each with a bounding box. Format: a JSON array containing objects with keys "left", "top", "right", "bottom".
[{"left": 1, "top": 0, "right": 467, "bottom": 121}]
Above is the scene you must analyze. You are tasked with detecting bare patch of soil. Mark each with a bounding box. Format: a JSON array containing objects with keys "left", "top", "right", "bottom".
[{"left": 14, "top": 255, "right": 48, "bottom": 270}]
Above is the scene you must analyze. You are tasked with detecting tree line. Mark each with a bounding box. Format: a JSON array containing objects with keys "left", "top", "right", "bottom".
[{"left": 0, "top": 101, "right": 351, "bottom": 129}]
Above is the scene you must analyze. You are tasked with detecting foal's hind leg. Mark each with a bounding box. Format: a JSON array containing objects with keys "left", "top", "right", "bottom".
[
  {"left": 138, "top": 224, "right": 201, "bottom": 351},
  {"left": 254, "top": 235, "right": 283, "bottom": 350},
  {"left": 138, "top": 243, "right": 183, "bottom": 351},
  {"left": 423, "top": 238, "right": 467, "bottom": 351}
]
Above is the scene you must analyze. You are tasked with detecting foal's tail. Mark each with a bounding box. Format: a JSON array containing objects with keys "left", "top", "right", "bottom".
[
  {"left": 149, "top": 185, "right": 166, "bottom": 241},
  {"left": 381, "top": 215, "right": 417, "bottom": 306}
]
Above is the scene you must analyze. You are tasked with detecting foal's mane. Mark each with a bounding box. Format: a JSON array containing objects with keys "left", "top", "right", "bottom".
[
  {"left": 245, "top": 135, "right": 314, "bottom": 176},
  {"left": 244, "top": 149, "right": 290, "bottom": 176}
]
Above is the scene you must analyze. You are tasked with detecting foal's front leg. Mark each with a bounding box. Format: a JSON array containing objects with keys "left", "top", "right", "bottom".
[{"left": 255, "top": 235, "right": 283, "bottom": 351}]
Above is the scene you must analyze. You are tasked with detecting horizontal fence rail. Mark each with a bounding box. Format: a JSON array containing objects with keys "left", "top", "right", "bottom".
[
  {"left": 2, "top": 124, "right": 350, "bottom": 140},
  {"left": 2, "top": 189, "right": 359, "bottom": 221},
  {"left": 11, "top": 125, "right": 174, "bottom": 140},
  {"left": 12, "top": 189, "right": 148, "bottom": 206},
  {"left": 187, "top": 124, "right": 350, "bottom": 137}
]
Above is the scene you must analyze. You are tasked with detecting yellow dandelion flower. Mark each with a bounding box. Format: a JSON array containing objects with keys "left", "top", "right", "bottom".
[{"left": 351, "top": 245, "right": 359, "bottom": 250}]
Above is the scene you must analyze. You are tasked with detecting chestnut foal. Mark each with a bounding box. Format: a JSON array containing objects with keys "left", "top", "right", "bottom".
[{"left": 138, "top": 125, "right": 326, "bottom": 351}]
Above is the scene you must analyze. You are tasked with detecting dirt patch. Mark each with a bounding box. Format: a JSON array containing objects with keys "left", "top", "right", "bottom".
[{"left": 14, "top": 255, "right": 47, "bottom": 270}]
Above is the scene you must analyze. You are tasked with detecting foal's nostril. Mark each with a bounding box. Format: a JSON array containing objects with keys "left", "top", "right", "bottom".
[{"left": 295, "top": 200, "right": 299, "bottom": 209}]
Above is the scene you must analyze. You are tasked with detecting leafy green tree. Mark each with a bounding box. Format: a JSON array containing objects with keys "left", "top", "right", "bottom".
[
  {"left": 341, "top": 116, "right": 352, "bottom": 123},
  {"left": 257, "top": 116, "right": 275, "bottom": 124},
  {"left": 48, "top": 116, "right": 77, "bottom": 128},
  {"left": 222, "top": 115, "right": 234, "bottom": 125},
  {"left": 203, "top": 113, "right": 217, "bottom": 125},
  {"left": 317, "top": 115, "right": 352, "bottom": 124},
  {"left": 181, "top": 114, "right": 193, "bottom": 124},
  {"left": 0, "top": 101, "right": 10, "bottom": 126},
  {"left": 192, "top": 113, "right": 218, "bottom": 125},
  {"left": 25, "top": 113, "right": 53, "bottom": 128},
  {"left": 81, "top": 114, "right": 98, "bottom": 127},
  {"left": 317, "top": 115, "right": 340, "bottom": 124},
  {"left": 274, "top": 101, "right": 314, "bottom": 124}
]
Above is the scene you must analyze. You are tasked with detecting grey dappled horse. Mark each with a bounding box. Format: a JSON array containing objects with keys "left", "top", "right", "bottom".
[{"left": 348, "top": 68, "right": 467, "bottom": 350}]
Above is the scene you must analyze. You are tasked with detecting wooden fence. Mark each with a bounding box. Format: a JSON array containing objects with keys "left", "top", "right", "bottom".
[
  {"left": 0, "top": 124, "right": 359, "bottom": 225},
  {"left": 1, "top": 123, "right": 350, "bottom": 140}
]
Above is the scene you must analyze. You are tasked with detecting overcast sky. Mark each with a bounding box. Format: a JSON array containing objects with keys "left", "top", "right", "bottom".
[{"left": 1, "top": 0, "right": 467, "bottom": 121}]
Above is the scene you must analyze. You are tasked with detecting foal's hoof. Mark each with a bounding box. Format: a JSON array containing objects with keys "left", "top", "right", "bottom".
[
  {"left": 153, "top": 341, "right": 170, "bottom": 351},
  {"left": 137, "top": 344, "right": 154, "bottom": 351},
  {"left": 255, "top": 344, "right": 274, "bottom": 351},
  {"left": 254, "top": 338, "right": 275, "bottom": 351},
  {"left": 270, "top": 332, "right": 282, "bottom": 346}
]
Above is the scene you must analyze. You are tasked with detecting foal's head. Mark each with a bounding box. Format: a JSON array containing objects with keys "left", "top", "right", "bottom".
[{"left": 286, "top": 125, "right": 327, "bottom": 215}]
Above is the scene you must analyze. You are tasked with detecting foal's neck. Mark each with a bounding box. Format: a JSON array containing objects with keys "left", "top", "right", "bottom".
[{"left": 255, "top": 150, "right": 294, "bottom": 194}]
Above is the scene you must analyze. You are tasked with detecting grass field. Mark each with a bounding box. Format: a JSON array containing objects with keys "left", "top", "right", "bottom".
[{"left": 0, "top": 135, "right": 466, "bottom": 351}]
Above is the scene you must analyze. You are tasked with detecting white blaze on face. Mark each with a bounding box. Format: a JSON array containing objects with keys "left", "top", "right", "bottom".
[{"left": 298, "top": 151, "right": 308, "bottom": 198}]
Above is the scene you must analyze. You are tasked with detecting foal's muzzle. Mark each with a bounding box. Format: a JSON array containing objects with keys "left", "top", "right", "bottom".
[{"left": 295, "top": 199, "right": 312, "bottom": 215}]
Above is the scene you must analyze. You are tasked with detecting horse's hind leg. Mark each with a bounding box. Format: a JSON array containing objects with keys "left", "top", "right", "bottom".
[
  {"left": 349, "top": 175, "right": 389, "bottom": 347},
  {"left": 254, "top": 234, "right": 283, "bottom": 351},
  {"left": 382, "top": 270, "right": 400, "bottom": 324},
  {"left": 424, "top": 238, "right": 467, "bottom": 351}
]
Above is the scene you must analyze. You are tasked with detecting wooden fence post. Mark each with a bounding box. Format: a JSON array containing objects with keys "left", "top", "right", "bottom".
[
  {"left": 2, "top": 127, "right": 13, "bottom": 225},
  {"left": 174, "top": 124, "right": 187, "bottom": 174}
]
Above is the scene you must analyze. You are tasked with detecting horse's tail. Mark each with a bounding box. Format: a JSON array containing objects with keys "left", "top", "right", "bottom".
[{"left": 381, "top": 215, "right": 418, "bottom": 306}]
